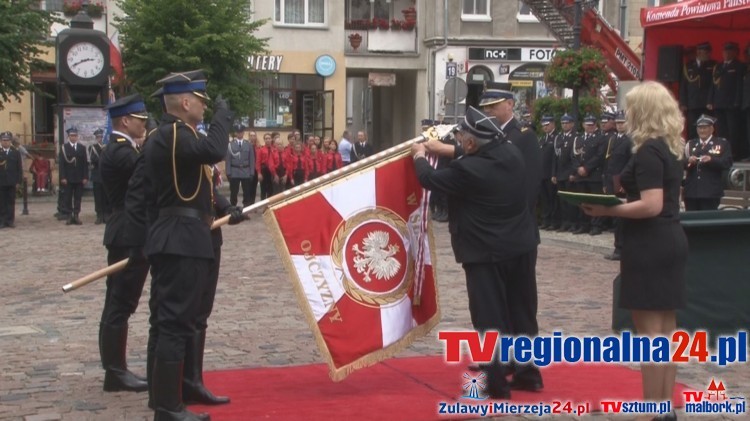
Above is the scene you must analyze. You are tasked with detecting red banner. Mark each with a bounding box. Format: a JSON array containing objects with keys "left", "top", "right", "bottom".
[
  {"left": 264, "top": 152, "right": 440, "bottom": 381},
  {"left": 641, "top": 0, "right": 750, "bottom": 27}
]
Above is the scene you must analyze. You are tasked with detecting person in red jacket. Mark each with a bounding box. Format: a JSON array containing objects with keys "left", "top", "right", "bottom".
[
  {"left": 256, "top": 133, "right": 276, "bottom": 200},
  {"left": 325, "top": 139, "right": 343, "bottom": 173},
  {"left": 271, "top": 140, "right": 286, "bottom": 194},
  {"left": 308, "top": 144, "right": 325, "bottom": 179},
  {"left": 283, "top": 133, "right": 295, "bottom": 162},
  {"left": 30, "top": 153, "right": 52, "bottom": 192},
  {"left": 288, "top": 142, "right": 308, "bottom": 186}
]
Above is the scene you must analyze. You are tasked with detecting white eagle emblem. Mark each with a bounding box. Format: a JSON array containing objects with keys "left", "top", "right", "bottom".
[{"left": 351, "top": 231, "right": 401, "bottom": 282}]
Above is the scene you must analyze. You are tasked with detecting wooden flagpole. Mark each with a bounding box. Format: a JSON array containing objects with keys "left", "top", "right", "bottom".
[{"left": 61, "top": 125, "right": 454, "bottom": 293}]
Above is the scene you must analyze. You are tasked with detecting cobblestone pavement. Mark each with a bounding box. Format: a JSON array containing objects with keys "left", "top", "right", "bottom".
[{"left": 1, "top": 197, "right": 747, "bottom": 421}]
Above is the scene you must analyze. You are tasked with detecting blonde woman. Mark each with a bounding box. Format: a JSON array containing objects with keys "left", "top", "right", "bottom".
[{"left": 582, "top": 81, "right": 686, "bottom": 421}]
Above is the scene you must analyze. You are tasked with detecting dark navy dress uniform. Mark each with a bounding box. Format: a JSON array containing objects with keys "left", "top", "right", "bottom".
[
  {"left": 680, "top": 43, "right": 716, "bottom": 140},
  {"left": 0, "top": 132, "right": 23, "bottom": 228},
  {"left": 684, "top": 116, "right": 733, "bottom": 210},
  {"left": 708, "top": 42, "right": 746, "bottom": 159},
  {"left": 89, "top": 129, "right": 111, "bottom": 223},
  {"left": 538, "top": 116, "right": 559, "bottom": 229},
  {"left": 414, "top": 107, "right": 541, "bottom": 399},
  {"left": 553, "top": 115, "right": 577, "bottom": 231},
  {"left": 97, "top": 94, "right": 151, "bottom": 393},
  {"left": 59, "top": 128, "right": 89, "bottom": 224},
  {"left": 143, "top": 70, "right": 232, "bottom": 420},
  {"left": 570, "top": 115, "right": 606, "bottom": 234},
  {"left": 603, "top": 111, "right": 633, "bottom": 258}
]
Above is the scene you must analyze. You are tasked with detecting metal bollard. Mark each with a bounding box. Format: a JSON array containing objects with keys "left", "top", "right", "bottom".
[{"left": 22, "top": 177, "right": 29, "bottom": 215}]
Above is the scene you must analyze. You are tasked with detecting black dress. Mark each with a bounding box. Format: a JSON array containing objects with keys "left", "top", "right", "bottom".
[{"left": 619, "top": 138, "right": 688, "bottom": 310}]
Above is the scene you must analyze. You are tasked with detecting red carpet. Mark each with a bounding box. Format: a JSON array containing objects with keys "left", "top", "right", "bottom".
[{"left": 190, "top": 356, "right": 688, "bottom": 420}]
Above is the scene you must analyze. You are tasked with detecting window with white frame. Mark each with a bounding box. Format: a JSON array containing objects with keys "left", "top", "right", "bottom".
[
  {"left": 462, "top": 0, "right": 491, "bottom": 22},
  {"left": 347, "top": 0, "right": 407, "bottom": 21},
  {"left": 517, "top": 1, "right": 539, "bottom": 23},
  {"left": 275, "top": 0, "right": 326, "bottom": 26}
]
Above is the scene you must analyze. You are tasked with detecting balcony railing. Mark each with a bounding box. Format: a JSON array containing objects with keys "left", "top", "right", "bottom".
[{"left": 345, "top": 28, "right": 418, "bottom": 55}]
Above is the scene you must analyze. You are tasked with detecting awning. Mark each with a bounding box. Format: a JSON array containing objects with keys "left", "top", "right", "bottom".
[
  {"left": 640, "top": 1, "right": 750, "bottom": 80},
  {"left": 641, "top": 0, "right": 750, "bottom": 28}
]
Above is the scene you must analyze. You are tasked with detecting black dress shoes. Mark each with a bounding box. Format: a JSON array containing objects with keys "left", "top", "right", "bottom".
[
  {"left": 509, "top": 377, "right": 544, "bottom": 392},
  {"left": 485, "top": 385, "right": 511, "bottom": 400},
  {"left": 655, "top": 410, "right": 677, "bottom": 420},
  {"left": 572, "top": 226, "right": 588, "bottom": 234},
  {"left": 589, "top": 227, "right": 602, "bottom": 235},
  {"left": 604, "top": 250, "right": 621, "bottom": 261}
]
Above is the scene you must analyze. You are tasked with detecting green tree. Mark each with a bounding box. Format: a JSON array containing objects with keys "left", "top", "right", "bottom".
[
  {"left": 0, "top": 0, "right": 61, "bottom": 107},
  {"left": 115, "top": 0, "right": 267, "bottom": 116}
]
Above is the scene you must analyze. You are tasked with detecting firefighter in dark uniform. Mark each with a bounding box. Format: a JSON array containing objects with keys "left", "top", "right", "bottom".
[
  {"left": 570, "top": 115, "right": 606, "bottom": 235},
  {"left": 59, "top": 126, "right": 88, "bottom": 225},
  {"left": 122, "top": 103, "right": 159, "bottom": 409},
  {"left": 97, "top": 94, "right": 151, "bottom": 393},
  {"left": 602, "top": 110, "right": 632, "bottom": 261},
  {"left": 552, "top": 114, "right": 577, "bottom": 232},
  {"left": 597, "top": 112, "right": 618, "bottom": 231},
  {"left": 183, "top": 168, "right": 245, "bottom": 407},
  {"left": 708, "top": 42, "right": 746, "bottom": 160},
  {"left": 143, "top": 70, "right": 232, "bottom": 421},
  {"left": 478, "top": 82, "right": 543, "bottom": 393},
  {"left": 479, "top": 82, "right": 542, "bottom": 215},
  {"left": 412, "top": 107, "right": 540, "bottom": 399},
  {"left": 538, "top": 115, "right": 559, "bottom": 230},
  {"left": 0, "top": 131, "right": 23, "bottom": 228},
  {"left": 684, "top": 114, "right": 733, "bottom": 210},
  {"left": 90, "top": 128, "right": 111, "bottom": 224},
  {"left": 680, "top": 42, "right": 716, "bottom": 141}
]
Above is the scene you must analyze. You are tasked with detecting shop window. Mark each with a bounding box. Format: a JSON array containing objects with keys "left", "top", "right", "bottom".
[
  {"left": 251, "top": 74, "right": 326, "bottom": 131},
  {"left": 275, "top": 0, "right": 326, "bottom": 26},
  {"left": 517, "top": 1, "right": 539, "bottom": 23},
  {"left": 462, "top": 0, "right": 491, "bottom": 22}
]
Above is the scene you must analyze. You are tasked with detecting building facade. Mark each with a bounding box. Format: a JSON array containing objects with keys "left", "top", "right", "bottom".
[
  {"left": 0, "top": 1, "right": 671, "bottom": 152},
  {"left": 252, "top": 0, "right": 428, "bottom": 150}
]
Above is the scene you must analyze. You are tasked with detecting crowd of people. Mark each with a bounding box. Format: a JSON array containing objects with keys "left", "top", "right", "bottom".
[
  {"left": 1, "top": 59, "right": 736, "bottom": 419},
  {"left": 224, "top": 128, "right": 373, "bottom": 207},
  {"left": 679, "top": 41, "right": 750, "bottom": 162}
]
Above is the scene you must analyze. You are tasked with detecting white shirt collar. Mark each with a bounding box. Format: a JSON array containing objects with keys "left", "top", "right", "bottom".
[{"left": 111, "top": 130, "right": 137, "bottom": 149}]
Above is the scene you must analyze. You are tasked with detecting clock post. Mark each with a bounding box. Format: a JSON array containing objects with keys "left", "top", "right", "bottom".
[{"left": 55, "top": 5, "right": 110, "bottom": 153}]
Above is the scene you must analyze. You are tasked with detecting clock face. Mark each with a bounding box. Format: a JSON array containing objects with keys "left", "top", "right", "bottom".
[{"left": 66, "top": 42, "right": 105, "bottom": 79}]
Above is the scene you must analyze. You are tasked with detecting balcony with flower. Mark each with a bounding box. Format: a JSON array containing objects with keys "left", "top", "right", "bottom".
[
  {"left": 62, "top": 0, "right": 105, "bottom": 19},
  {"left": 345, "top": 0, "right": 417, "bottom": 55}
]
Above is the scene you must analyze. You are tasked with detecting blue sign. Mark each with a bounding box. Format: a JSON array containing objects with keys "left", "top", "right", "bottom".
[
  {"left": 446, "top": 62, "right": 457, "bottom": 78},
  {"left": 315, "top": 55, "right": 336, "bottom": 77}
]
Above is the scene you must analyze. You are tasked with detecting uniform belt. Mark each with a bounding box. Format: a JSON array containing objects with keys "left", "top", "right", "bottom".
[
  {"left": 159, "top": 207, "right": 214, "bottom": 225},
  {"left": 231, "top": 164, "right": 250, "bottom": 168}
]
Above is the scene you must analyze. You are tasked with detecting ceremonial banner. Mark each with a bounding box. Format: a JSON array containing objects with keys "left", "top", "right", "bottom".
[{"left": 264, "top": 151, "right": 440, "bottom": 381}]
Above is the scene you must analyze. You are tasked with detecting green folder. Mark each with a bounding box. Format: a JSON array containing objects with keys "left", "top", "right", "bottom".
[{"left": 557, "top": 190, "right": 623, "bottom": 206}]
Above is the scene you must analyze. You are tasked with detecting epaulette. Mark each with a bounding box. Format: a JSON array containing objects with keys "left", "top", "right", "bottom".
[
  {"left": 116, "top": 137, "right": 127, "bottom": 143},
  {"left": 521, "top": 127, "right": 528, "bottom": 132}
]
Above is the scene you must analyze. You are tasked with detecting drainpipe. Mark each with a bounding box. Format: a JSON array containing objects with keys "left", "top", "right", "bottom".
[
  {"left": 428, "top": 0, "right": 449, "bottom": 120},
  {"left": 619, "top": 0, "right": 627, "bottom": 40}
]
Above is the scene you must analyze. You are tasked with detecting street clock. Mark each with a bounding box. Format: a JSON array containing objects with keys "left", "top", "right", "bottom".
[{"left": 56, "top": 12, "right": 110, "bottom": 104}]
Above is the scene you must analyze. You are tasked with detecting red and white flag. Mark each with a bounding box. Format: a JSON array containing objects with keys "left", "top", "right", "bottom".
[
  {"left": 109, "top": 30, "right": 123, "bottom": 84},
  {"left": 264, "top": 151, "right": 440, "bottom": 381}
]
